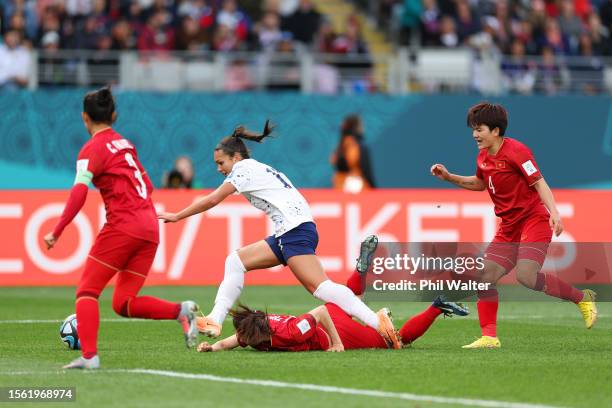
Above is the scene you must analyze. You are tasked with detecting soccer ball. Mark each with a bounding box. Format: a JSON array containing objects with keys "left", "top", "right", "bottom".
[{"left": 59, "top": 314, "right": 80, "bottom": 350}]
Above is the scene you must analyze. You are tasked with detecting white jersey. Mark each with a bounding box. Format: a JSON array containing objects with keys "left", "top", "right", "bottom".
[{"left": 224, "top": 159, "right": 314, "bottom": 236}]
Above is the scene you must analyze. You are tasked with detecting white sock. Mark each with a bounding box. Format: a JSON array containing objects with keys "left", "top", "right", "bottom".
[
  {"left": 208, "top": 251, "right": 246, "bottom": 325},
  {"left": 313, "top": 279, "right": 379, "bottom": 329}
]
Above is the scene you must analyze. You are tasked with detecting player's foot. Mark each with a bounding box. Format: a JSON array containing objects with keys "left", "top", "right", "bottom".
[
  {"left": 356, "top": 235, "right": 378, "bottom": 275},
  {"left": 63, "top": 355, "right": 99, "bottom": 369},
  {"left": 432, "top": 295, "right": 469, "bottom": 317},
  {"left": 196, "top": 315, "right": 222, "bottom": 338},
  {"left": 462, "top": 336, "right": 501, "bottom": 349},
  {"left": 177, "top": 300, "right": 200, "bottom": 348},
  {"left": 577, "top": 289, "right": 597, "bottom": 329},
  {"left": 376, "top": 308, "right": 402, "bottom": 349}
]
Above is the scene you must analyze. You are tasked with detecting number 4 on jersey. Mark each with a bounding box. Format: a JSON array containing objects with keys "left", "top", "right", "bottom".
[
  {"left": 488, "top": 176, "right": 496, "bottom": 194},
  {"left": 125, "top": 153, "right": 147, "bottom": 199}
]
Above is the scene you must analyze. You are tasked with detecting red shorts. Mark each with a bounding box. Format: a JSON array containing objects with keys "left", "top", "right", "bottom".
[
  {"left": 88, "top": 227, "right": 158, "bottom": 276},
  {"left": 325, "top": 303, "right": 387, "bottom": 350},
  {"left": 485, "top": 211, "right": 552, "bottom": 272}
]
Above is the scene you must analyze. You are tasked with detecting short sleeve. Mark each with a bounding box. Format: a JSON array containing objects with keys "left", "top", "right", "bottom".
[
  {"left": 510, "top": 143, "right": 542, "bottom": 186},
  {"left": 286, "top": 314, "right": 318, "bottom": 343},
  {"left": 74, "top": 144, "right": 103, "bottom": 186},
  {"left": 224, "top": 161, "right": 253, "bottom": 193},
  {"left": 476, "top": 164, "right": 483, "bottom": 180}
]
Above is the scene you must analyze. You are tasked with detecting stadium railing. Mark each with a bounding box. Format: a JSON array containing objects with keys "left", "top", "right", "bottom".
[{"left": 28, "top": 48, "right": 612, "bottom": 95}]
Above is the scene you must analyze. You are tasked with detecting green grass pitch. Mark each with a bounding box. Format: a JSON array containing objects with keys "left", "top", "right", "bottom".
[{"left": 0, "top": 286, "right": 610, "bottom": 408}]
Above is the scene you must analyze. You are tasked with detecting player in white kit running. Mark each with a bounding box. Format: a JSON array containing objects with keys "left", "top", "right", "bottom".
[{"left": 157, "top": 121, "right": 400, "bottom": 349}]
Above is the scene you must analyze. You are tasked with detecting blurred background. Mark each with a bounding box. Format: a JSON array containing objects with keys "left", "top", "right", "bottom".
[
  {"left": 0, "top": 0, "right": 611, "bottom": 192},
  {"left": 0, "top": 0, "right": 611, "bottom": 286}
]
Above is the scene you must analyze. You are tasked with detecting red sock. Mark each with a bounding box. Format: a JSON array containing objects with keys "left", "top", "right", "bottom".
[
  {"left": 541, "top": 273, "right": 584, "bottom": 304},
  {"left": 76, "top": 297, "right": 99, "bottom": 359},
  {"left": 477, "top": 289, "right": 499, "bottom": 338},
  {"left": 399, "top": 305, "right": 442, "bottom": 344},
  {"left": 127, "top": 296, "right": 181, "bottom": 319},
  {"left": 346, "top": 271, "right": 365, "bottom": 296}
]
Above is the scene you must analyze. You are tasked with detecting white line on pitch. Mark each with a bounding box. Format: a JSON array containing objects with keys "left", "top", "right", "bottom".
[
  {"left": 0, "top": 368, "right": 565, "bottom": 408},
  {"left": 0, "top": 315, "right": 607, "bottom": 324}
]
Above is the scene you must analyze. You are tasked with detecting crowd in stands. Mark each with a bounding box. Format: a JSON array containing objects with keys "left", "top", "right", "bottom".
[
  {"left": 376, "top": 0, "right": 612, "bottom": 94},
  {"left": 0, "top": 0, "right": 370, "bottom": 54}
]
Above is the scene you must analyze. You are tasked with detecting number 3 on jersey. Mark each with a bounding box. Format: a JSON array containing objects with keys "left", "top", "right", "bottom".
[
  {"left": 125, "top": 153, "right": 147, "bottom": 199},
  {"left": 488, "top": 176, "right": 496, "bottom": 195}
]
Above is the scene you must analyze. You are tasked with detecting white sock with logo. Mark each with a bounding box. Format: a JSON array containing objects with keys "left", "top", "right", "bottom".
[
  {"left": 313, "top": 279, "right": 379, "bottom": 329},
  {"left": 208, "top": 251, "right": 246, "bottom": 325}
]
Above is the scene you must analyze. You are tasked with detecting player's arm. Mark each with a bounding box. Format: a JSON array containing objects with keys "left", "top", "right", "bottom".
[
  {"left": 430, "top": 164, "right": 486, "bottom": 191},
  {"left": 533, "top": 178, "right": 563, "bottom": 236},
  {"left": 307, "top": 306, "right": 344, "bottom": 352},
  {"left": 157, "top": 182, "right": 236, "bottom": 223},
  {"left": 197, "top": 334, "right": 240, "bottom": 352},
  {"left": 44, "top": 159, "right": 94, "bottom": 250}
]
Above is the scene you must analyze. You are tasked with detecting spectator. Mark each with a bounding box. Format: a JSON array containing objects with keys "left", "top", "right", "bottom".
[
  {"left": 501, "top": 39, "right": 536, "bottom": 94},
  {"left": 212, "top": 23, "right": 240, "bottom": 51},
  {"left": 330, "top": 114, "right": 376, "bottom": 193},
  {"left": 137, "top": 10, "right": 175, "bottom": 51},
  {"left": 455, "top": 0, "right": 481, "bottom": 43},
  {"left": 171, "top": 155, "right": 201, "bottom": 188},
  {"left": 536, "top": 46, "right": 564, "bottom": 94},
  {"left": 3, "top": 0, "right": 38, "bottom": 40},
  {"left": 163, "top": 169, "right": 186, "bottom": 188},
  {"left": 586, "top": 11, "right": 611, "bottom": 55},
  {"left": 282, "top": 0, "right": 321, "bottom": 44},
  {"left": 216, "top": 0, "right": 249, "bottom": 42},
  {"left": 0, "top": 29, "right": 31, "bottom": 89},
  {"left": 400, "top": 0, "right": 423, "bottom": 45},
  {"left": 419, "top": 0, "right": 441, "bottom": 46},
  {"left": 438, "top": 15, "right": 459, "bottom": 47},
  {"left": 110, "top": 18, "right": 135, "bottom": 50},
  {"left": 601, "top": 0, "right": 612, "bottom": 31},
  {"left": 558, "top": 0, "right": 584, "bottom": 53},
  {"left": 255, "top": 11, "right": 283, "bottom": 51},
  {"left": 175, "top": 15, "right": 209, "bottom": 51},
  {"left": 332, "top": 17, "right": 368, "bottom": 54},
  {"left": 539, "top": 17, "right": 570, "bottom": 55},
  {"left": 570, "top": 33, "right": 604, "bottom": 94}
]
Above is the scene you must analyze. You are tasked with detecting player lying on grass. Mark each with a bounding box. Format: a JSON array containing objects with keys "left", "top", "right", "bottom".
[
  {"left": 196, "top": 236, "right": 469, "bottom": 353},
  {"left": 431, "top": 102, "right": 597, "bottom": 349},
  {"left": 157, "top": 122, "right": 400, "bottom": 349}
]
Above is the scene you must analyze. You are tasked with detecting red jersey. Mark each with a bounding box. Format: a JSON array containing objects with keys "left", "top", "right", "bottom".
[
  {"left": 238, "top": 313, "right": 330, "bottom": 352},
  {"left": 476, "top": 137, "right": 547, "bottom": 225},
  {"left": 76, "top": 128, "right": 158, "bottom": 243}
]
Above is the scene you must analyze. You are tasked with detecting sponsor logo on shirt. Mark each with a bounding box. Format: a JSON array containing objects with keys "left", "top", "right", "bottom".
[
  {"left": 296, "top": 318, "right": 311, "bottom": 335},
  {"left": 521, "top": 160, "right": 538, "bottom": 176}
]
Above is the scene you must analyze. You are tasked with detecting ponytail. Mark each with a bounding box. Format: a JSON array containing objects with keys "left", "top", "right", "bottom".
[{"left": 216, "top": 120, "right": 275, "bottom": 159}]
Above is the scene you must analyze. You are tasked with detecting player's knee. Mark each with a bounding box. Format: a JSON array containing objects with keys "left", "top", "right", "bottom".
[
  {"left": 516, "top": 269, "right": 537, "bottom": 289},
  {"left": 112, "top": 296, "right": 131, "bottom": 317}
]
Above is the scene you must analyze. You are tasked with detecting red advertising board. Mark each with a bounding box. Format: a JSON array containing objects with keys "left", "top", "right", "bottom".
[{"left": 1, "top": 189, "right": 611, "bottom": 286}]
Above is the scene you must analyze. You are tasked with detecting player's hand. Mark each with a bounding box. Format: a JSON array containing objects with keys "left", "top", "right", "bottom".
[
  {"left": 549, "top": 212, "right": 564, "bottom": 236},
  {"left": 430, "top": 164, "right": 450, "bottom": 181},
  {"left": 157, "top": 211, "right": 179, "bottom": 223},
  {"left": 44, "top": 233, "right": 57, "bottom": 250},
  {"left": 197, "top": 342, "right": 213, "bottom": 352},
  {"left": 327, "top": 343, "right": 344, "bottom": 352}
]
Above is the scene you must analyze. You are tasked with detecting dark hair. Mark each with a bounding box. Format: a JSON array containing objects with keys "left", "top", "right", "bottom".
[
  {"left": 230, "top": 304, "right": 271, "bottom": 347},
  {"left": 215, "top": 120, "right": 274, "bottom": 159},
  {"left": 83, "top": 86, "right": 116, "bottom": 124},
  {"left": 340, "top": 114, "right": 362, "bottom": 138},
  {"left": 466, "top": 102, "right": 508, "bottom": 136}
]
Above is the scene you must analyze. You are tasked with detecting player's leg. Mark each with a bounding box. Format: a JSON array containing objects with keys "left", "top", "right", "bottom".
[
  {"left": 64, "top": 228, "right": 131, "bottom": 369},
  {"left": 201, "top": 239, "right": 281, "bottom": 337},
  {"left": 399, "top": 296, "right": 469, "bottom": 345},
  {"left": 346, "top": 235, "right": 378, "bottom": 296},
  {"left": 515, "top": 215, "right": 597, "bottom": 328},
  {"left": 116, "top": 239, "right": 201, "bottom": 347},
  {"left": 287, "top": 255, "right": 400, "bottom": 349},
  {"left": 325, "top": 303, "right": 388, "bottom": 350}
]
